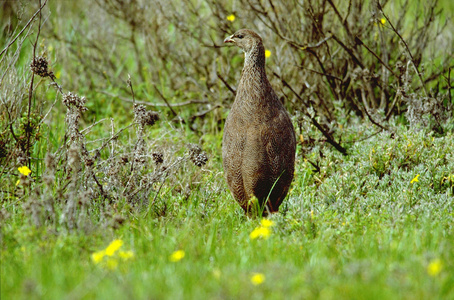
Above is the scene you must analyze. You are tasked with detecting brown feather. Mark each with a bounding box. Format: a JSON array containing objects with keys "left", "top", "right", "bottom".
[{"left": 222, "top": 29, "right": 296, "bottom": 214}]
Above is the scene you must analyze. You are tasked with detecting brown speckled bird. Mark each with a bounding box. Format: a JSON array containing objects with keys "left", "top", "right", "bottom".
[{"left": 222, "top": 29, "right": 296, "bottom": 214}]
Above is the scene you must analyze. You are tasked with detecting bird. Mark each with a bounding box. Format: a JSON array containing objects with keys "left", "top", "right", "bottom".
[{"left": 222, "top": 29, "right": 296, "bottom": 215}]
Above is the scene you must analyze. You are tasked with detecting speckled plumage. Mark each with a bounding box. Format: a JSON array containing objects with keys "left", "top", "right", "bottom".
[{"left": 222, "top": 29, "right": 296, "bottom": 214}]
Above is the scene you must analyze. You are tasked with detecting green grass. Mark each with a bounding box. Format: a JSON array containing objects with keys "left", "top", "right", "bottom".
[{"left": 2, "top": 127, "right": 454, "bottom": 299}]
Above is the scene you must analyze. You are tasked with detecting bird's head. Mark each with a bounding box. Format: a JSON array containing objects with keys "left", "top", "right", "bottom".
[{"left": 224, "top": 29, "right": 263, "bottom": 54}]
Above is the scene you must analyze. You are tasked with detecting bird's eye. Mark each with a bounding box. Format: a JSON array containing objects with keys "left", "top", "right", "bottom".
[{"left": 237, "top": 34, "right": 244, "bottom": 39}]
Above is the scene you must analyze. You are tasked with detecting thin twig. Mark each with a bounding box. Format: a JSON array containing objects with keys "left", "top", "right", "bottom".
[
  {"left": 93, "top": 124, "right": 135, "bottom": 161},
  {"left": 217, "top": 73, "right": 236, "bottom": 96},
  {"left": 152, "top": 84, "right": 179, "bottom": 118},
  {"left": 26, "top": 0, "right": 45, "bottom": 167},
  {"left": 0, "top": 0, "right": 49, "bottom": 58},
  {"left": 127, "top": 74, "right": 135, "bottom": 106},
  {"left": 293, "top": 65, "right": 343, "bottom": 81},
  {"left": 189, "top": 105, "right": 221, "bottom": 121},
  {"left": 272, "top": 71, "right": 347, "bottom": 155},
  {"left": 378, "top": 3, "right": 428, "bottom": 97},
  {"left": 355, "top": 36, "right": 397, "bottom": 77},
  {"left": 343, "top": 129, "right": 383, "bottom": 144},
  {"left": 98, "top": 90, "right": 208, "bottom": 107},
  {"left": 80, "top": 118, "right": 108, "bottom": 134}
]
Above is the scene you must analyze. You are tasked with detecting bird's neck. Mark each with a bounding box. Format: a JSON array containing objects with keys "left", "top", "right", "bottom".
[
  {"left": 237, "top": 43, "right": 274, "bottom": 109},
  {"left": 243, "top": 43, "right": 266, "bottom": 71}
]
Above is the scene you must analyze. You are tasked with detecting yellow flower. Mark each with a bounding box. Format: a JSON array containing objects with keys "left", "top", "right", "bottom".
[
  {"left": 119, "top": 250, "right": 134, "bottom": 261},
  {"left": 410, "top": 174, "right": 420, "bottom": 184},
  {"left": 427, "top": 259, "right": 442, "bottom": 276},
  {"left": 380, "top": 18, "right": 386, "bottom": 25},
  {"left": 169, "top": 250, "right": 185, "bottom": 262},
  {"left": 260, "top": 219, "right": 275, "bottom": 228},
  {"left": 250, "top": 226, "right": 271, "bottom": 240},
  {"left": 226, "top": 14, "right": 235, "bottom": 22},
  {"left": 105, "top": 239, "right": 123, "bottom": 256},
  {"left": 92, "top": 240, "right": 133, "bottom": 270},
  {"left": 265, "top": 49, "right": 271, "bottom": 58},
  {"left": 91, "top": 250, "right": 106, "bottom": 264},
  {"left": 18, "top": 166, "right": 31, "bottom": 176},
  {"left": 251, "top": 273, "right": 265, "bottom": 285}
]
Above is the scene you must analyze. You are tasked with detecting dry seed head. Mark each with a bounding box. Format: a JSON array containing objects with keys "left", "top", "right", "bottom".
[
  {"left": 188, "top": 144, "right": 208, "bottom": 167},
  {"left": 30, "top": 56, "right": 54, "bottom": 78},
  {"left": 152, "top": 152, "right": 164, "bottom": 164},
  {"left": 63, "top": 92, "right": 88, "bottom": 111},
  {"left": 120, "top": 155, "right": 129, "bottom": 165},
  {"left": 134, "top": 104, "right": 159, "bottom": 127},
  {"left": 84, "top": 157, "right": 95, "bottom": 167}
]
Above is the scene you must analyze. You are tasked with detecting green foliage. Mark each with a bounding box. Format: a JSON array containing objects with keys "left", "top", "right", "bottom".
[{"left": 3, "top": 125, "right": 454, "bottom": 299}]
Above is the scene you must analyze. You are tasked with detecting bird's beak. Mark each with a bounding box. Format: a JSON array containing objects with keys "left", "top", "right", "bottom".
[{"left": 224, "top": 35, "right": 234, "bottom": 43}]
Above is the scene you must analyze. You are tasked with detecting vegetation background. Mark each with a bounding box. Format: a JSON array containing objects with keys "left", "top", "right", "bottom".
[{"left": 1, "top": 0, "right": 453, "bottom": 298}]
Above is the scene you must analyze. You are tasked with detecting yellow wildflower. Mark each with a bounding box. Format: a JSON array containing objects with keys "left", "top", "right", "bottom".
[
  {"left": 380, "top": 18, "right": 386, "bottom": 25},
  {"left": 169, "top": 250, "right": 185, "bottom": 262},
  {"left": 260, "top": 219, "right": 275, "bottom": 228},
  {"left": 427, "top": 259, "right": 442, "bottom": 276},
  {"left": 18, "top": 166, "right": 31, "bottom": 176},
  {"left": 92, "top": 250, "right": 106, "bottom": 264},
  {"left": 265, "top": 49, "right": 271, "bottom": 58},
  {"left": 105, "top": 239, "right": 123, "bottom": 256},
  {"left": 226, "top": 14, "right": 235, "bottom": 22},
  {"left": 251, "top": 273, "right": 265, "bottom": 285},
  {"left": 410, "top": 174, "right": 420, "bottom": 184},
  {"left": 91, "top": 239, "right": 133, "bottom": 270},
  {"left": 119, "top": 250, "right": 134, "bottom": 261},
  {"left": 250, "top": 226, "right": 271, "bottom": 240}
]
